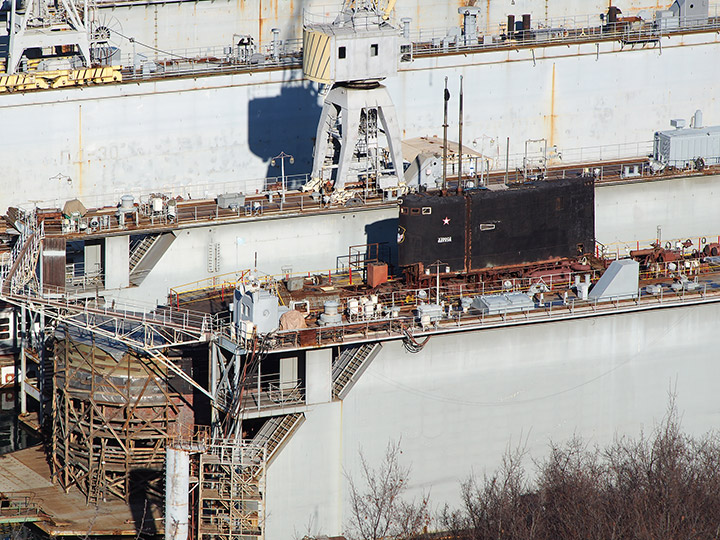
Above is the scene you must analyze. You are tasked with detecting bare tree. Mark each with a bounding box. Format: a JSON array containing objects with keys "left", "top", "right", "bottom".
[
  {"left": 440, "top": 398, "right": 720, "bottom": 540},
  {"left": 346, "top": 440, "right": 431, "bottom": 540},
  {"left": 440, "top": 443, "right": 536, "bottom": 540}
]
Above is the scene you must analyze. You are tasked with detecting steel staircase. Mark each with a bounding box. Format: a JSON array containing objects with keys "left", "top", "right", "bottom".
[
  {"left": 197, "top": 441, "right": 266, "bottom": 540},
  {"left": 129, "top": 234, "right": 160, "bottom": 273},
  {"left": 332, "top": 342, "right": 382, "bottom": 399},
  {"left": 250, "top": 413, "right": 304, "bottom": 473},
  {"left": 41, "top": 350, "right": 53, "bottom": 400},
  {"left": 1, "top": 215, "right": 43, "bottom": 296},
  {"left": 129, "top": 233, "right": 176, "bottom": 286}
]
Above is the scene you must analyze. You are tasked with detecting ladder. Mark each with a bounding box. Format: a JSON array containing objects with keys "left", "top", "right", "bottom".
[{"left": 87, "top": 454, "right": 106, "bottom": 506}]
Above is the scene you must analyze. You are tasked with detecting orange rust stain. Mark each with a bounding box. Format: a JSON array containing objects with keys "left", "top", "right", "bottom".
[
  {"left": 548, "top": 63, "right": 556, "bottom": 147},
  {"left": 621, "top": 2, "right": 666, "bottom": 14},
  {"left": 486, "top": 0, "right": 490, "bottom": 34},
  {"left": 77, "top": 104, "right": 83, "bottom": 195},
  {"left": 256, "top": 0, "right": 280, "bottom": 45},
  {"left": 259, "top": 0, "right": 263, "bottom": 46}
]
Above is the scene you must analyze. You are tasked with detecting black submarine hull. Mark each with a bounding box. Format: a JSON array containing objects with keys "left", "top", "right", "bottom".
[{"left": 397, "top": 178, "right": 595, "bottom": 273}]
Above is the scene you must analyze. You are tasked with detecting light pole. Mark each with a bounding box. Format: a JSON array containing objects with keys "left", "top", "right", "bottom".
[
  {"left": 426, "top": 260, "right": 450, "bottom": 305},
  {"left": 271, "top": 151, "right": 294, "bottom": 209}
]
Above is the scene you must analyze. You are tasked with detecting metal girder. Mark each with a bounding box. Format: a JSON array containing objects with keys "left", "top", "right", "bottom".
[
  {"left": 1, "top": 294, "right": 217, "bottom": 401},
  {"left": 4, "top": 295, "right": 213, "bottom": 349},
  {"left": 6, "top": 0, "right": 91, "bottom": 74},
  {"left": 147, "top": 349, "right": 214, "bottom": 402}
]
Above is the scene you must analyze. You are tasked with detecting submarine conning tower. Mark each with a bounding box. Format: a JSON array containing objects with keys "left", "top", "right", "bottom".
[
  {"left": 302, "top": 1, "right": 408, "bottom": 199},
  {"left": 398, "top": 177, "right": 596, "bottom": 274}
]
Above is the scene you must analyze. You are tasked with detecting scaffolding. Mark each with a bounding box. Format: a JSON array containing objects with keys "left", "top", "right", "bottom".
[
  {"left": 51, "top": 333, "right": 182, "bottom": 503},
  {"left": 1, "top": 210, "right": 301, "bottom": 536},
  {"left": 197, "top": 440, "right": 266, "bottom": 540}
]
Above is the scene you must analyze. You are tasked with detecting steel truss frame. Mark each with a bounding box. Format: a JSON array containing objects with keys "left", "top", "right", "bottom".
[
  {"left": 51, "top": 332, "right": 180, "bottom": 503},
  {"left": 197, "top": 439, "right": 266, "bottom": 540}
]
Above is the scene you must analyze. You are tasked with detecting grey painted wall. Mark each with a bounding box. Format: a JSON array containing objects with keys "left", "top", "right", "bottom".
[
  {"left": 266, "top": 301, "right": 720, "bottom": 537},
  {"left": 107, "top": 206, "right": 398, "bottom": 306},
  {"left": 3, "top": 32, "right": 719, "bottom": 214},
  {"left": 595, "top": 174, "right": 720, "bottom": 248}
]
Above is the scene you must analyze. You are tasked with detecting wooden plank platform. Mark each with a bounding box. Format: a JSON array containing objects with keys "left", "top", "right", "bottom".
[{"left": 0, "top": 446, "right": 163, "bottom": 536}]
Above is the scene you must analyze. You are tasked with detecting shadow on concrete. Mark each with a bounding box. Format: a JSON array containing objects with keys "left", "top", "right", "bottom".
[
  {"left": 128, "top": 468, "right": 162, "bottom": 539},
  {"left": 247, "top": 79, "right": 322, "bottom": 185},
  {"left": 365, "top": 217, "right": 399, "bottom": 271}
]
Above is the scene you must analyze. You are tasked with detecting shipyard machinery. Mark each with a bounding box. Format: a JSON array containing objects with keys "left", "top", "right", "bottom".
[
  {"left": 4, "top": 0, "right": 91, "bottom": 73},
  {"left": 3, "top": 0, "right": 124, "bottom": 73},
  {"left": 303, "top": 0, "right": 408, "bottom": 200}
]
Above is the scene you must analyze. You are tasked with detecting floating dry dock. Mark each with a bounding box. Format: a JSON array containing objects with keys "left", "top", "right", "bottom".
[{"left": 2, "top": 1, "right": 720, "bottom": 537}]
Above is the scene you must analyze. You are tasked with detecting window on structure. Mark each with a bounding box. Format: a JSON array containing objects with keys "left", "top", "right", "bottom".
[
  {"left": 370, "top": 43, "right": 379, "bottom": 56},
  {"left": 410, "top": 207, "right": 421, "bottom": 215},
  {"left": 338, "top": 46, "right": 346, "bottom": 59},
  {"left": 0, "top": 316, "right": 9, "bottom": 340}
]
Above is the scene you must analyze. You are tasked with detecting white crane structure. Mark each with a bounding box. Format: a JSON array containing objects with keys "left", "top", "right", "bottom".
[
  {"left": 5, "top": 0, "right": 91, "bottom": 74},
  {"left": 303, "top": 0, "right": 407, "bottom": 200}
]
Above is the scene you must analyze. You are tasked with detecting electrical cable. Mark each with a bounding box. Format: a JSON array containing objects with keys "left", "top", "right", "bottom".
[
  {"left": 402, "top": 327, "right": 430, "bottom": 353},
  {"left": 113, "top": 29, "right": 205, "bottom": 62}
]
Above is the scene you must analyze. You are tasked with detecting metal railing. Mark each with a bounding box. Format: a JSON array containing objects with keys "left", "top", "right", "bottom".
[
  {"left": 599, "top": 233, "right": 720, "bottom": 260},
  {"left": 410, "top": 7, "right": 720, "bottom": 54},
  {"left": 2, "top": 281, "right": 219, "bottom": 351},
  {"left": 170, "top": 265, "right": 362, "bottom": 304},
  {"left": 121, "top": 38, "right": 303, "bottom": 82},
  {"left": 65, "top": 262, "right": 104, "bottom": 291},
  {"left": 243, "top": 375, "right": 303, "bottom": 405},
  {"left": 454, "top": 140, "right": 655, "bottom": 180},
  {"left": 0, "top": 496, "right": 46, "bottom": 524},
  {"left": 22, "top": 173, "right": 312, "bottom": 216},
  {"left": 303, "top": 9, "right": 393, "bottom": 32},
  {"left": 201, "top": 437, "right": 266, "bottom": 464},
  {"left": 216, "top": 375, "right": 304, "bottom": 415},
  {"left": 264, "top": 276, "right": 720, "bottom": 353}
]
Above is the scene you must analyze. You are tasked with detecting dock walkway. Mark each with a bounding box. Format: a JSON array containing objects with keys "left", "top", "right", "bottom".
[{"left": 0, "top": 446, "right": 162, "bottom": 536}]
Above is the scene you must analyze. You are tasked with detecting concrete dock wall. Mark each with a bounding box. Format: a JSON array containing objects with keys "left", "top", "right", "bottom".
[
  {"left": 266, "top": 300, "right": 720, "bottom": 537},
  {"left": 2, "top": 32, "right": 719, "bottom": 213}
]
